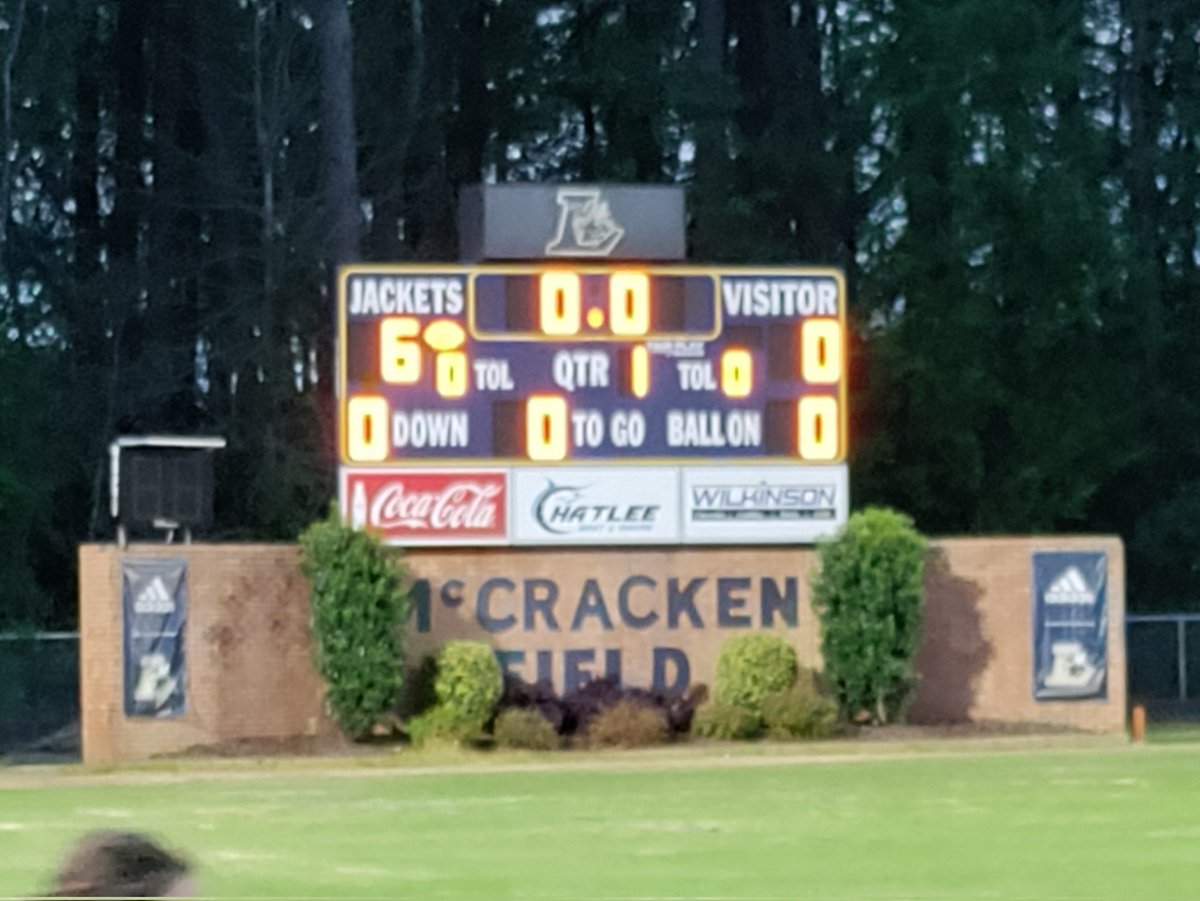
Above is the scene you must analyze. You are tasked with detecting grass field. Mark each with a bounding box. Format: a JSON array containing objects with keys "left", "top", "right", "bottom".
[{"left": 2, "top": 737, "right": 1199, "bottom": 900}]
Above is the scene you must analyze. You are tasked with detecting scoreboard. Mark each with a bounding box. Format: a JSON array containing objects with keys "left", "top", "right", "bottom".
[{"left": 337, "top": 264, "right": 849, "bottom": 546}]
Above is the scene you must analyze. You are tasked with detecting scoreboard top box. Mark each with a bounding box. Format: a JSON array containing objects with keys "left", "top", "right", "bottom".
[
  {"left": 457, "top": 183, "right": 687, "bottom": 262},
  {"left": 336, "top": 263, "right": 847, "bottom": 468}
]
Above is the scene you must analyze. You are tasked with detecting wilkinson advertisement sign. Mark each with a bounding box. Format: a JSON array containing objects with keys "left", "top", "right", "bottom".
[
  {"left": 513, "top": 468, "right": 681, "bottom": 545},
  {"left": 681, "top": 465, "right": 849, "bottom": 543},
  {"left": 340, "top": 469, "right": 508, "bottom": 545}
]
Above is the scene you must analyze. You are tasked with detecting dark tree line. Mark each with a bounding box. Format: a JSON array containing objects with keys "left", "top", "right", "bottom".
[{"left": 0, "top": 0, "right": 1197, "bottom": 627}]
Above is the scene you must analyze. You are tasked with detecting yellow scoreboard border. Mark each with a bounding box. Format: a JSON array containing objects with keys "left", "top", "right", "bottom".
[{"left": 335, "top": 264, "right": 848, "bottom": 467}]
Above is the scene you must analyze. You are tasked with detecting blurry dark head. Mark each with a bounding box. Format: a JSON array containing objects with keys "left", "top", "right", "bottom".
[{"left": 50, "top": 831, "right": 194, "bottom": 898}]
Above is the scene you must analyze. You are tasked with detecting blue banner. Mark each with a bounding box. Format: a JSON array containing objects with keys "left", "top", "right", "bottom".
[
  {"left": 122, "top": 558, "right": 187, "bottom": 717},
  {"left": 1032, "top": 551, "right": 1107, "bottom": 700}
]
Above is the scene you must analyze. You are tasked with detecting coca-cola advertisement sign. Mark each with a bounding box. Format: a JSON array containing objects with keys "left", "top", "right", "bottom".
[{"left": 340, "top": 469, "right": 508, "bottom": 544}]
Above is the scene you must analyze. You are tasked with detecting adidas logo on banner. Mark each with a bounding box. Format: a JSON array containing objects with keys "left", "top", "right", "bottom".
[
  {"left": 1044, "top": 566, "right": 1096, "bottom": 606},
  {"left": 134, "top": 576, "right": 175, "bottom": 615}
]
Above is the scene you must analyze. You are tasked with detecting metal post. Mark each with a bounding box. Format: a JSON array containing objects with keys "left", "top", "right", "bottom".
[{"left": 1178, "top": 619, "right": 1188, "bottom": 702}]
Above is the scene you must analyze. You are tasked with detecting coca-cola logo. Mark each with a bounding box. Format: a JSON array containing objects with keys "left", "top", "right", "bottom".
[{"left": 368, "top": 479, "right": 502, "bottom": 532}]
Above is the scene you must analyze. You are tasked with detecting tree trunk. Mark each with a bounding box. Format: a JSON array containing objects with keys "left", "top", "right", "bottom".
[
  {"left": 1123, "top": 0, "right": 1164, "bottom": 379},
  {"left": 311, "top": 0, "right": 362, "bottom": 265},
  {"left": 112, "top": 0, "right": 150, "bottom": 262},
  {"left": 72, "top": 3, "right": 101, "bottom": 288},
  {"left": 695, "top": 0, "right": 725, "bottom": 73},
  {"left": 0, "top": 0, "right": 26, "bottom": 253},
  {"left": 148, "top": 0, "right": 205, "bottom": 429},
  {"left": 447, "top": 0, "right": 487, "bottom": 189},
  {"left": 727, "top": 0, "right": 794, "bottom": 140}
]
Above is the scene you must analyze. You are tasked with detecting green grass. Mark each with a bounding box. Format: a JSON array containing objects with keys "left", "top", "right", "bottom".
[
  {"left": 3, "top": 740, "right": 1200, "bottom": 900},
  {"left": 1146, "top": 721, "right": 1200, "bottom": 744}
]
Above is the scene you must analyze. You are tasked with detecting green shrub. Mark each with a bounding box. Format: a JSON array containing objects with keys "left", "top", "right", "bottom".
[
  {"left": 690, "top": 701, "right": 763, "bottom": 740},
  {"left": 760, "top": 684, "right": 838, "bottom": 740},
  {"left": 298, "top": 506, "right": 410, "bottom": 740},
  {"left": 714, "top": 634, "right": 798, "bottom": 717},
  {"left": 433, "top": 641, "right": 503, "bottom": 726},
  {"left": 406, "top": 705, "right": 480, "bottom": 747},
  {"left": 586, "top": 700, "right": 669, "bottom": 748},
  {"left": 810, "top": 506, "right": 928, "bottom": 725},
  {"left": 494, "top": 708, "right": 560, "bottom": 751}
]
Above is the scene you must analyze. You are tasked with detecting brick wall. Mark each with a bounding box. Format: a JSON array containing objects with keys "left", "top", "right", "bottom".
[
  {"left": 79, "top": 535, "right": 1125, "bottom": 764},
  {"left": 79, "top": 544, "right": 335, "bottom": 765}
]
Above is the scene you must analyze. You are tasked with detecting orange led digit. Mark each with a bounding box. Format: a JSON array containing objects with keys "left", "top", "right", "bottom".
[
  {"left": 721, "top": 349, "right": 753, "bottom": 398},
  {"left": 630, "top": 345, "right": 650, "bottom": 399},
  {"left": 380, "top": 316, "right": 422, "bottom": 384},
  {"left": 435, "top": 351, "right": 467, "bottom": 398},
  {"left": 801, "top": 319, "right": 842, "bottom": 384},
  {"left": 798, "top": 396, "right": 839, "bottom": 461},
  {"left": 539, "top": 271, "right": 581, "bottom": 335},
  {"left": 609, "top": 271, "right": 649, "bottom": 336},
  {"left": 347, "top": 396, "right": 390, "bottom": 462},
  {"left": 526, "top": 395, "right": 569, "bottom": 461}
]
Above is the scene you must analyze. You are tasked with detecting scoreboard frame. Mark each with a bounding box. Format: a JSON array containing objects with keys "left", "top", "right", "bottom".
[
  {"left": 335, "top": 262, "right": 850, "bottom": 546},
  {"left": 335, "top": 263, "right": 849, "bottom": 470}
]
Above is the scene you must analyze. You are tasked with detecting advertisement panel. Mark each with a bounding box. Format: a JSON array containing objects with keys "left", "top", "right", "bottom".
[
  {"left": 513, "top": 467, "right": 681, "bottom": 544},
  {"left": 681, "top": 465, "right": 849, "bottom": 544},
  {"left": 122, "top": 557, "right": 187, "bottom": 718},
  {"left": 1032, "top": 551, "right": 1108, "bottom": 700},
  {"left": 340, "top": 469, "right": 508, "bottom": 545}
]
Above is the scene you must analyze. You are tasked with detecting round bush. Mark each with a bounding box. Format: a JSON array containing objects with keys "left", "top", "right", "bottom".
[
  {"left": 406, "top": 704, "right": 479, "bottom": 747},
  {"left": 433, "top": 641, "right": 503, "bottom": 726},
  {"left": 586, "top": 700, "right": 669, "bottom": 748},
  {"left": 714, "top": 634, "right": 798, "bottom": 716},
  {"left": 494, "top": 708, "right": 560, "bottom": 751},
  {"left": 691, "top": 701, "right": 763, "bottom": 740},
  {"left": 760, "top": 685, "right": 838, "bottom": 740}
]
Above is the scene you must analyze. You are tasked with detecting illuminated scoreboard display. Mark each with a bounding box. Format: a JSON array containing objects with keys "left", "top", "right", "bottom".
[{"left": 337, "top": 264, "right": 849, "bottom": 546}]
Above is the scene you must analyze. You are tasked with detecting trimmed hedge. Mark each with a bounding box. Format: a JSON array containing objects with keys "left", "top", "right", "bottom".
[
  {"left": 761, "top": 685, "right": 838, "bottom": 739},
  {"left": 498, "top": 675, "right": 700, "bottom": 739},
  {"left": 433, "top": 640, "right": 503, "bottom": 726},
  {"left": 494, "top": 708, "right": 561, "bottom": 750},
  {"left": 691, "top": 701, "right": 763, "bottom": 740},
  {"left": 714, "top": 634, "right": 798, "bottom": 717},
  {"left": 298, "top": 507, "right": 410, "bottom": 740},
  {"left": 406, "top": 705, "right": 480, "bottom": 746},
  {"left": 498, "top": 674, "right": 567, "bottom": 733},
  {"left": 811, "top": 506, "right": 928, "bottom": 724},
  {"left": 586, "top": 700, "right": 670, "bottom": 748},
  {"left": 406, "top": 641, "right": 503, "bottom": 746}
]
